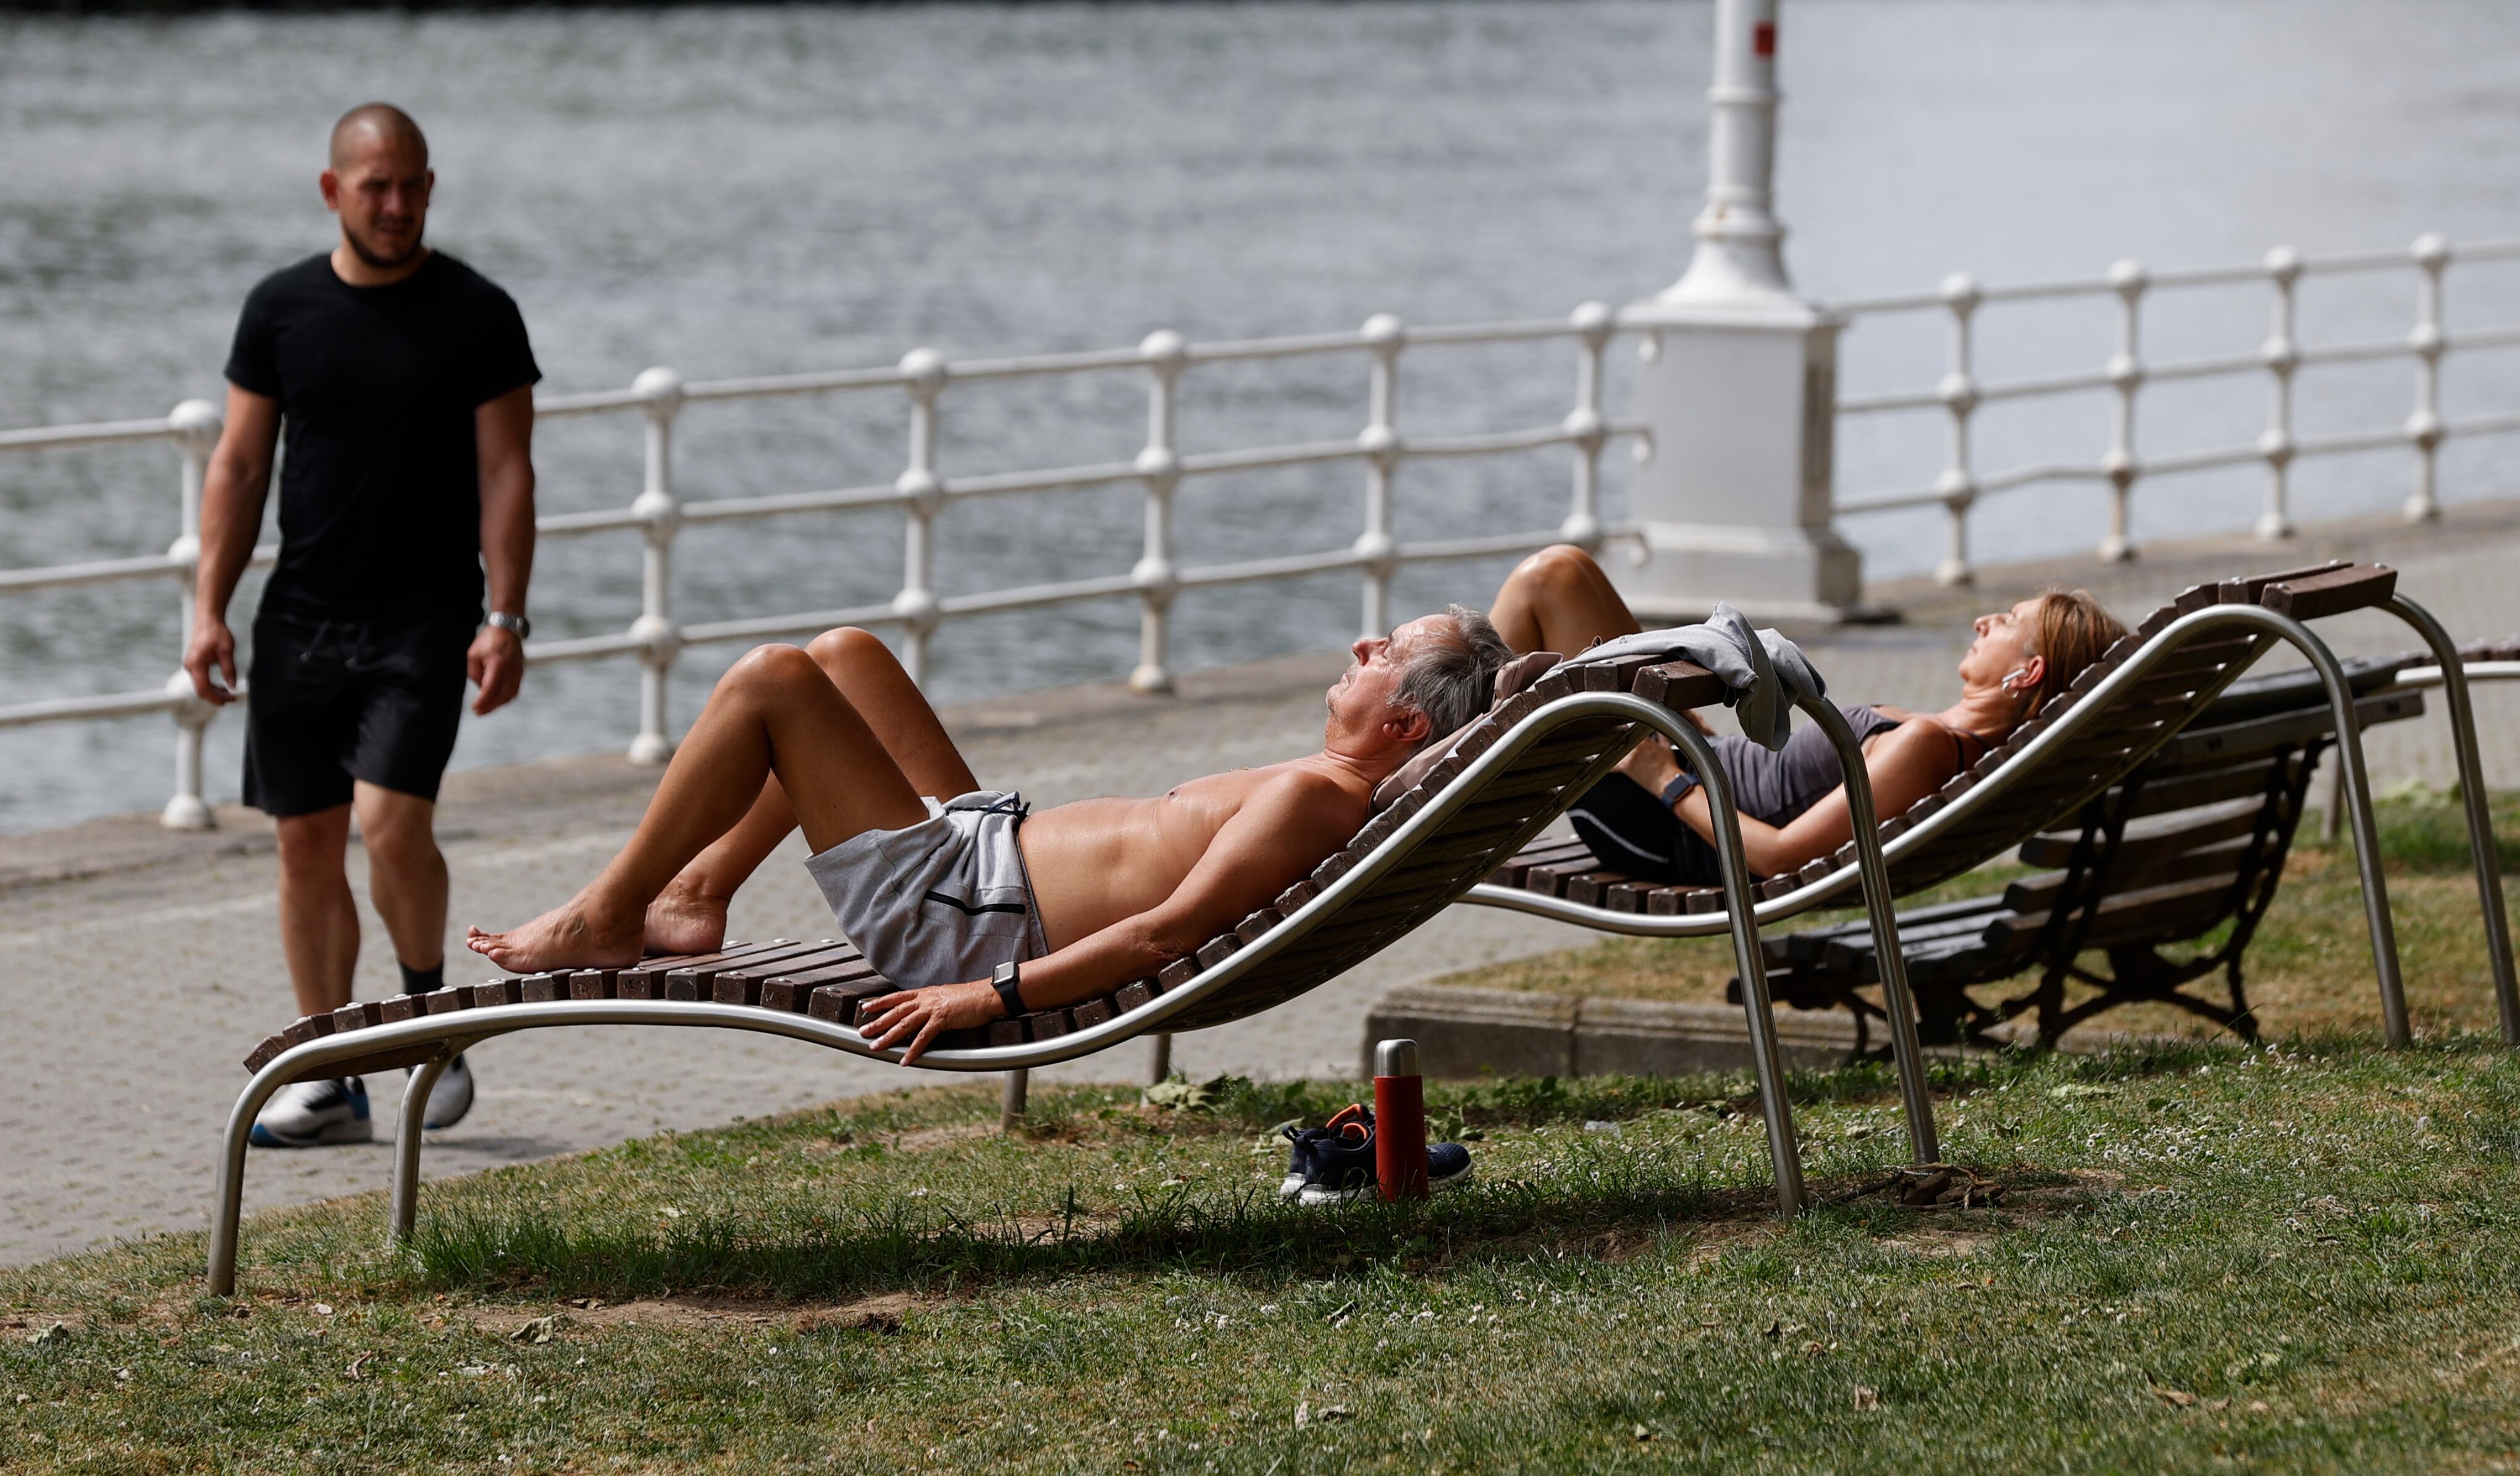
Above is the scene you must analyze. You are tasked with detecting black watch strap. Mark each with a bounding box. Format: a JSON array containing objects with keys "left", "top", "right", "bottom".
[
  {"left": 991, "top": 961, "right": 1025, "bottom": 1018},
  {"left": 1658, "top": 770, "right": 1700, "bottom": 810}
]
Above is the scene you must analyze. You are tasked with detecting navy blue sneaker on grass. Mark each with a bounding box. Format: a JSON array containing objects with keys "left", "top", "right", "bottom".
[
  {"left": 1427, "top": 1140, "right": 1475, "bottom": 1192},
  {"left": 1291, "top": 1110, "right": 1474, "bottom": 1205},
  {"left": 249, "top": 1077, "right": 371, "bottom": 1148},
  {"left": 1279, "top": 1103, "right": 1371, "bottom": 1199}
]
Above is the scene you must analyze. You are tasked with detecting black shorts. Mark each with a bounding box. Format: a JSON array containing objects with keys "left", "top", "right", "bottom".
[
  {"left": 1564, "top": 774, "right": 1730, "bottom": 887},
  {"left": 243, "top": 609, "right": 476, "bottom": 817}
]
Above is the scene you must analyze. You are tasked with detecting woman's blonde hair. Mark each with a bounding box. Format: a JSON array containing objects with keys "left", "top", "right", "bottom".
[{"left": 2022, "top": 588, "right": 2127, "bottom": 716}]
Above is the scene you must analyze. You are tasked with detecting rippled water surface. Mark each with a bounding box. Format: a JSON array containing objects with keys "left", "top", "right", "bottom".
[{"left": 4, "top": 1, "right": 2518, "bottom": 831}]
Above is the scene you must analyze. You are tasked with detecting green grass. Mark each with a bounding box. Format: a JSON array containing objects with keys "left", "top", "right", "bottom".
[
  {"left": 14, "top": 1039, "right": 2520, "bottom": 1472},
  {"left": 1431, "top": 786, "right": 2520, "bottom": 1043}
]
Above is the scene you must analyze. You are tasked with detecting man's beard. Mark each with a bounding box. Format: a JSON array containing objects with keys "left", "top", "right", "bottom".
[{"left": 345, "top": 220, "right": 425, "bottom": 269}]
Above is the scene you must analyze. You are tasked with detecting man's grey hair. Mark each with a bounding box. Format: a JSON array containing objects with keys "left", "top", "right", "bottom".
[{"left": 1392, "top": 604, "right": 1514, "bottom": 749}]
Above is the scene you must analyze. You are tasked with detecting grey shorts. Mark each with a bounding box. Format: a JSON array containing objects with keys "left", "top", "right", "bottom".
[{"left": 802, "top": 790, "right": 1049, "bottom": 990}]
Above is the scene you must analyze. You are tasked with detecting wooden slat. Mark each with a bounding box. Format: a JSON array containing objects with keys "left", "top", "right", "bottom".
[
  {"left": 807, "top": 979, "right": 894, "bottom": 1024},
  {"left": 1987, "top": 874, "right": 2239, "bottom": 949},
  {"left": 517, "top": 973, "right": 570, "bottom": 1003},
  {"left": 1025, "top": 1008, "right": 1075, "bottom": 1039},
  {"left": 2016, "top": 795, "right": 2267, "bottom": 867},
  {"left": 2122, "top": 754, "right": 2305, "bottom": 818},
  {"left": 2216, "top": 560, "right": 2350, "bottom": 606},
  {"left": 1563, "top": 870, "right": 1628, "bottom": 908},
  {"left": 1159, "top": 957, "right": 1201, "bottom": 989},
  {"left": 663, "top": 938, "right": 837, "bottom": 1000},
  {"left": 2147, "top": 689, "right": 2421, "bottom": 775},
  {"left": 987, "top": 1019, "right": 1027, "bottom": 1047},
  {"left": 1115, "top": 978, "right": 1162, "bottom": 1013},
  {"left": 424, "top": 988, "right": 474, "bottom": 1016},
  {"left": 1071, "top": 996, "right": 1117, "bottom": 1029},
  {"left": 761, "top": 952, "right": 882, "bottom": 1012},
  {"left": 2259, "top": 563, "right": 2396, "bottom": 620},
  {"left": 1196, "top": 934, "right": 1241, "bottom": 969},
  {"left": 1632, "top": 660, "right": 1728, "bottom": 712},
  {"left": 2001, "top": 835, "right": 2261, "bottom": 916},
  {"left": 566, "top": 969, "right": 619, "bottom": 1001},
  {"left": 468, "top": 979, "right": 524, "bottom": 1009},
  {"left": 330, "top": 1000, "right": 385, "bottom": 1034}
]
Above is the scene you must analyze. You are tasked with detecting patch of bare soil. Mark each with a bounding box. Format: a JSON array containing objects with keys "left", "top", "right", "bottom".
[{"left": 462, "top": 1291, "right": 924, "bottom": 1338}]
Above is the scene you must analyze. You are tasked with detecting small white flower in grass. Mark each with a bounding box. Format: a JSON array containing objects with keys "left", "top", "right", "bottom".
[
  {"left": 660, "top": 1207, "right": 682, "bottom": 1219},
  {"left": 908, "top": 1188, "right": 930, "bottom": 1198},
  {"left": 311, "top": 1304, "right": 334, "bottom": 1317}
]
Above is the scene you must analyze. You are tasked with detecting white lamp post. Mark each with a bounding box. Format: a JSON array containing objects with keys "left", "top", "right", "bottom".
[{"left": 1616, "top": 0, "right": 1863, "bottom": 622}]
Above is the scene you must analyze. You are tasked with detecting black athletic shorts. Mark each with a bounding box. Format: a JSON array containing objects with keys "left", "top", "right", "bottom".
[
  {"left": 243, "top": 608, "right": 477, "bottom": 817},
  {"left": 1564, "top": 773, "right": 1730, "bottom": 887}
]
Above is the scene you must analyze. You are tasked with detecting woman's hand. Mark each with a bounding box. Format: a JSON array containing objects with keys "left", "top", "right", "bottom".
[
  {"left": 1615, "top": 735, "right": 1684, "bottom": 798},
  {"left": 859, "top": 980, "right": 1003, "bottom": 1065}
]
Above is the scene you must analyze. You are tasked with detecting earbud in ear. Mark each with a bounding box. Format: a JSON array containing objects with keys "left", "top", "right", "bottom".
[{"left": 1998, "top": 667, "right": 2030, "bottom": 694}]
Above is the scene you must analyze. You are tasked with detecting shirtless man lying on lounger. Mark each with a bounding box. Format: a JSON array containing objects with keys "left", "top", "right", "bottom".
[{"left": 466, "top": 609, "right": 1513, "bottom": 1061}]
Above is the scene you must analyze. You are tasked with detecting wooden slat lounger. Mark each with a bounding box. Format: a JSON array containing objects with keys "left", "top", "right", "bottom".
[
  {"left": 1753, "top": 657, "right": 2426, "bottom": 1047},
  {"left": 1467, "top": 560, "right": 2519, "bottom": 1052},
  {"left": 212, "top": 651, "right": 1913, "bottom": 1293}
]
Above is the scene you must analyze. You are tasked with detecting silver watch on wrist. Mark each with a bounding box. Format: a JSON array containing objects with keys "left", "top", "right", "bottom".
[{"left": 485, "top": 610, "right": 531, "bottom": 641}]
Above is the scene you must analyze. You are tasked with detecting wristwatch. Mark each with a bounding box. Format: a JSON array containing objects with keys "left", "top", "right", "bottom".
[
  {"left": 991, "top": 960, "right": 1026, "bottom": 1019},
  {"left": 485, "top": 610, "right": 532, "bottom": 641}
]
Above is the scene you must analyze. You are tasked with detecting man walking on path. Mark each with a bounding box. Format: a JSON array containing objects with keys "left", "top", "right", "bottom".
[{"left": 182, "top": 103, "right": 540, "bottom": 1148}]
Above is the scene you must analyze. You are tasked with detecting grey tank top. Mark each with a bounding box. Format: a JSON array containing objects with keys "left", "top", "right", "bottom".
[{"left": 1708, "top": 704, "right": 1907, "bottom": 826}]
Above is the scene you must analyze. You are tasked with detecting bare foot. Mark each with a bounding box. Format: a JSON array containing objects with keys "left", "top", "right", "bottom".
[
  {"left": 465, "top": 891, "right": 645, "bottom": 974},
  {"left": 643, "top": 883, "right": 729, "bottom": 956}
]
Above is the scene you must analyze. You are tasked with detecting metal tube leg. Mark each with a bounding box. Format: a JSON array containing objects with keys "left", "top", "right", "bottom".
[
  {"left": 206, "top": 1070, "right": 296, "bottom": 1296},
  {"left": 1671, "top": 723, "right": 1807, "bottom": 1215},
  {"left": 390, "top": 1051, "right": 451, "bottom": 1247},
  {"left": 2387, "top": 594, "right": 2519, "bottom": 1040},
  {"left": 1000, "top": 1068, "right": 1030, "bottom": 1133},
  {"left": 1801, "top": 698, "right": 1940, "bottom": 1164},
  {"left": 2290, "top": 633, "right": 2408, "bottom": 1044},
  {"left": 1146, "top": 1032, "right": 1173, "bottom": 1086}
]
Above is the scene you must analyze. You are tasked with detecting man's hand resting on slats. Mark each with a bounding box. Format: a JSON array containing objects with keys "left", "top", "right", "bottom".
[{"left": 859, "top": 981, "right": 1002, "bottom": 1065}]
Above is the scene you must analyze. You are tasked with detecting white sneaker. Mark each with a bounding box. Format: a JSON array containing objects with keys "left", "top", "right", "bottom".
[
  {"left": 413, "top": 1055, "right": 475, "bottom": 1130},
  {"left": 250, "top": 1077, "right": 372, "bottom": 1148}
]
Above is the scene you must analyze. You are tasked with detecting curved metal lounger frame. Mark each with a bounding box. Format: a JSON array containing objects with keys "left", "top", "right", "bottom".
[
  {"left": 1465, "top": 594, "right": 2519, "bottom": 1052},
  {"left": 208, "top": 677, "right": 1915, "bottom": 1294}
]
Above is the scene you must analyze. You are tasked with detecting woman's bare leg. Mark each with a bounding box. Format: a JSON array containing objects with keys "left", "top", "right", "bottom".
[
  {"left": 645, "top": 628, "right": 979, "bottom": 951},
  {"left": 1489, "top": 544, "right": 1643, "bottom": 656},
  {"left": 468, "top": 643, "right": 931, "bottom": 972}
]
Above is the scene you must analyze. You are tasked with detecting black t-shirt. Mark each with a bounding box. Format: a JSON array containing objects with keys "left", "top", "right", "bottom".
[{"left": 224, "top": 251, "right": 539, "bottom": 621}]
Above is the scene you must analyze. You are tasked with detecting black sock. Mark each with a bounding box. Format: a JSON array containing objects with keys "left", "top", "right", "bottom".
[{"left": 399, "top": 961, "right": 445, "bottom": 995}]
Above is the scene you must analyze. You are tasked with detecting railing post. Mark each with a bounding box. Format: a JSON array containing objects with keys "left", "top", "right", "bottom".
[
  {"left": 1934, "top": 272, "right": 1981, "bottom": 587},
  {"left": 894, "top": 348, "right": 949, "bottom": 686},
  {"left": 2405, "top": 233, "right": 2450, "bottom": 524},
  {"left": 1354, "top": 313, "right": 1405, "bottom": 638},
  {"left": 2256, "top": 247, "right": 2302, "bottom": 541},
  {"left": 627, "top": 368, "right": 686, "bottom": 765},
  {"left": 161, "top": 397, "right": 224, "bottom": 831},
  {"left": 2098, "top": 258, "right": 2146, "bottom": 563},
  {"left": 1560, "top": 302, "right": 1614, "bottom": 552},
  {"left": 1130, "top": 331, "right": 1187, "bottom": 694}
]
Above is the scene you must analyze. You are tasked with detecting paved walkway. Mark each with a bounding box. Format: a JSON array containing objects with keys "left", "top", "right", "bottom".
[{"left": 8, "top": 499, "right": 2520, "bottom": 1267}]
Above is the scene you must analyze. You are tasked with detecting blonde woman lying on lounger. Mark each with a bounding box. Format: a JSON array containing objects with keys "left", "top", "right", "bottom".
[
  {"left": 1487, "top": 544, "right": 2125, "bottom": 887},
  {"left": 466, "top": 609, "right": 1512, "bottom": 1061}
]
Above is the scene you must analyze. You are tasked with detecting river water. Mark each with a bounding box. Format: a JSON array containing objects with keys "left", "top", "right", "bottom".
[{"left": 4, "top": 0, "right": 2518, "bottom": 832}]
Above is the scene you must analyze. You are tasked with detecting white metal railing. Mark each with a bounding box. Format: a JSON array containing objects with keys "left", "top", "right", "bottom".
[
  {"left": 0, "top": 305, "right": 1636, "bottom": 827},
  {"left": 1828, "top": 233, "right": 2520, "bottom": 585}
]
